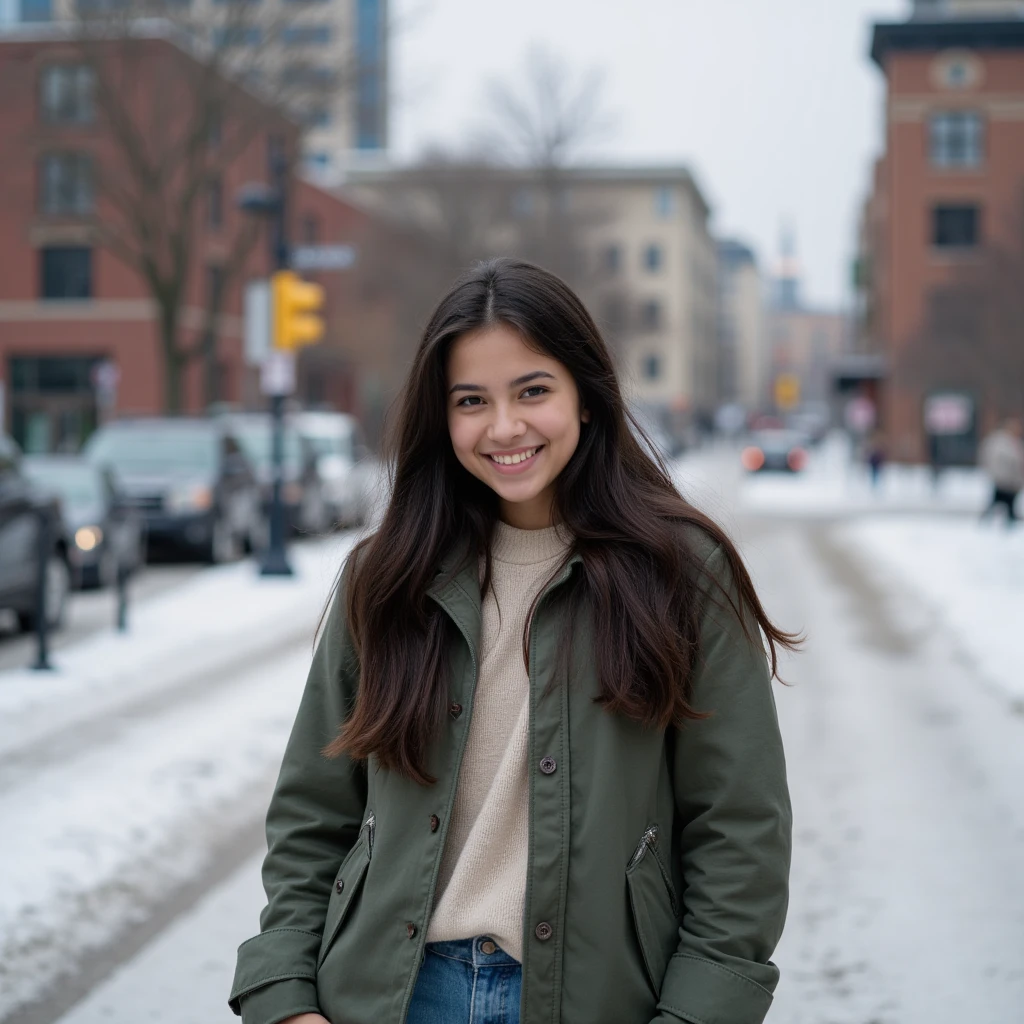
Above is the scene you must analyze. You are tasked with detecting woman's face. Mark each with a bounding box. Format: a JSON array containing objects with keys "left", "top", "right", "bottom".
[{"left": 447, "top": 324, "right": 589, "bottom": 530}]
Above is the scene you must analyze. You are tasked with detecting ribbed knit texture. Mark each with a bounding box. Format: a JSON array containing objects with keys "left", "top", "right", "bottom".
[{"left": 426, "top": 520, "right": 572, "bottom": 962}]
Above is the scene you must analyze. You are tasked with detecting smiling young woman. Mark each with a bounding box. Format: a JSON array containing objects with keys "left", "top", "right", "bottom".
[{"left": 230, "top": 258, "right": 796, "bottom": 1024}]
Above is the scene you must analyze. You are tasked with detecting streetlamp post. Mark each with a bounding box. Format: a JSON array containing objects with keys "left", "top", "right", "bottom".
[{"left": 237, "top": 136, "right": 293, "bottom": 577}]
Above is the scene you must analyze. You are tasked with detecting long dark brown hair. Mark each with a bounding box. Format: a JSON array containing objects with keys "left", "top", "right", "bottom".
[{"left": 326, "top": 257, "right": 798, "bottom": 783}]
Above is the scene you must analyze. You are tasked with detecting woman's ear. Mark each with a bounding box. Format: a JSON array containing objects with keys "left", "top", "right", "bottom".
[{"left": 581, "top": 408, "right": 591, "bottom": 424}]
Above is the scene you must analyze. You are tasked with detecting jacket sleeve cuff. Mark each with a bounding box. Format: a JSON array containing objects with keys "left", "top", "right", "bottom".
[
  {"left": 654, "top": 953, "right": 776, "bottom": 1024},
  {"left": 228, "top": 927, "right": 322, "bottom": 1019}
]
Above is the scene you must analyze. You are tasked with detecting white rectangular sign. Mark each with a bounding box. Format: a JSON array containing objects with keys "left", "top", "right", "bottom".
[
  {"left": 244, "top": 279, "right": 271, "bottom": 366},
  {"left": 290, "top": 244, "right": 357, "bottom": 271},
  {"left": 260, "top": 351, "right": 296, "bottom": 397}
]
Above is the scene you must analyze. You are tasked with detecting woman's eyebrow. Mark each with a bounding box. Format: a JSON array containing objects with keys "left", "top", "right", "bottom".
[{"left": 448, "top": 370, "right": 556, "bottom": 395}]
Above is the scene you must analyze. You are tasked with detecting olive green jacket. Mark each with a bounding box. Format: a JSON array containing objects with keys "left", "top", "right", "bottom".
[{"left": 229, "top": 535, "right": 791, "bottom": 1024}]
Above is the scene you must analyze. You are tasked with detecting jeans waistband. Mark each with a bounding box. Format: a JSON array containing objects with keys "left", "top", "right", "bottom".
[{"left": 425, "top": 937, "right": 520, "bottom": 968}]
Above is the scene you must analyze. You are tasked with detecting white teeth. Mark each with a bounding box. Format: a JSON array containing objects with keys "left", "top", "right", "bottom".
[{"left": 490, "top": 447, "right": 538, "bottom": 466}]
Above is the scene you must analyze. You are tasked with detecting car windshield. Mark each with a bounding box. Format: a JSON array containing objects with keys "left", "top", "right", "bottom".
[
  {"left": 232, "top": 421, "right": 303, "bottom": 470},
  {"left": 304, "top": 432, "right": 353, "bottom": 460},
  {"left": 87, "top": 426, "right": 218, "bottom": 474},
  {"left": 24, "top": 462, "right": 103, "bottom": 508},
  {"left": 754, "top": 431, "right": 805, "bottom": 453}
]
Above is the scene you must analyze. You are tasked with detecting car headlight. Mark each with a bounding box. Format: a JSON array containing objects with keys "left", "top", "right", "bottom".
[
  {"left": 75, "top": 525, "right": 103, "bottom": 551},
  {"left": 167, "top": 484, "right": 214, "bottom": 513}
]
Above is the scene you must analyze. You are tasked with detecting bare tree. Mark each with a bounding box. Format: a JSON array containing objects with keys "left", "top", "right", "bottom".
[{"left": 59, "top": 0, "right": 354, "bottom": 412}]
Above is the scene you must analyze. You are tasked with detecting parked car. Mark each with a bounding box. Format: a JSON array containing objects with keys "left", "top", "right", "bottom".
[
  {"left": 84, "top": 418, "right": 262, "bottom": 563},
  {"left": 294, "top": 411, "right": 379, "bottom": 528},
  {"left": 218, "top": 413, "right": 329, "bottom": 536},
  {"left": 741, "top": 430, "right": 810, "bottom": 473},
  {"left": 0, "top": 434, "right": 71, "bottom": 631},
  {"left": 22, "top": 455, "right": 146, "bottom": 589}
]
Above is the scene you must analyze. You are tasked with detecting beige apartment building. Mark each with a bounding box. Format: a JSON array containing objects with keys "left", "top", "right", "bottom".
[
  {"left": 344, "top": 163, "right": 717, "bottom": 446},
  {"left": 716, "top": 240, "right": 767, "bottom": 414}
]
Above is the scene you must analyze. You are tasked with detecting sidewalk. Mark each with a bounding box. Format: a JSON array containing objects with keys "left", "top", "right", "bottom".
[{"left": 0, "top": 535, "right": 357, "bottom": 1022}]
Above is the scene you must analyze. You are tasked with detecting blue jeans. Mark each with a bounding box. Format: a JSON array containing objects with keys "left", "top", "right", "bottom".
[{"left": 406, "top": 937, "right": 522, "bottom": 1024}]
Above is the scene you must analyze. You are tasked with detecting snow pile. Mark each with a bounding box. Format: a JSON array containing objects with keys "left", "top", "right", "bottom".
[
  {"left": 0, "top": 535, "right": 357, "bottom": 1020},
  {"left": 837, "top": 516, "right": 1024, "bottom": 707},
  {"left": 0, "top": 535, "right": 355, "bottom": 762}
]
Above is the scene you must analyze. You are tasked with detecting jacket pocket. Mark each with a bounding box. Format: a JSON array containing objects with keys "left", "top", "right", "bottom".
[
  {"left": 317, "top": 812, "right": 374, "bottom": 969},
  {"left": 626, "top": 824, "right": 680, "bottom": 998}
]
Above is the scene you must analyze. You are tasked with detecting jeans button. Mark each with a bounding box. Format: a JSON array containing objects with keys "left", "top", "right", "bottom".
[
  {"left": 480, "top": 939, "right": 497, "bottom": 955},
  {"left": 535, "top": 921, "right": 553, "bottom": 941}
]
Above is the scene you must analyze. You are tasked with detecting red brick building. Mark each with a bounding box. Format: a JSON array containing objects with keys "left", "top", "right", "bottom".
[
  {"left": 860, "top": 8, "right": 1024, "bottom": 462},
  {"left": 0, "top": 27, "right": 397, "bottom": 453}
]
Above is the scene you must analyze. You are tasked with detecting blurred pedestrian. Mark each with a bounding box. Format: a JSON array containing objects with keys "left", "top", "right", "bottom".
[
  {"left": 230, "top": 258, "right": 794, "bottom": 1024},
  {"left": 979, "top": 417, "right": 1023, "bottom": 525},
  {"left": 865, "top": 430, "right": 886, "bottom": 489}
]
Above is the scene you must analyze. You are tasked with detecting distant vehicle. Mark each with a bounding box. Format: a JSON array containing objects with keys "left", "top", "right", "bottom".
[
  {"left": 84, "top": 418, "right": 262, "bottom": 563},
  {"left": 218, "top": 413, "right": 329, "bottom": 536},
  {"left": 294, "top": 411, "right": 379, "bottom": 528},
  {"left": 0, "top": 434, "right": 71, "bottom": 630},
  {"left": 786, "top": 405, "right": 830, "bottom": 445},
  {"left": 741, "top": 430, "right": 810, "bottom": 473},
  {"left": 23, "top": 455, "right": 146, "bottom": 589}
]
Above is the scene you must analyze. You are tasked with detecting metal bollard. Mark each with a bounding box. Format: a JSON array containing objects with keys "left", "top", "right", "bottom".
[
  {"left": 31, "top": 505, "right": 53, "bottom": 672},
  {"left": 116, "top": 558, "right": 128, "bottom": 633}
]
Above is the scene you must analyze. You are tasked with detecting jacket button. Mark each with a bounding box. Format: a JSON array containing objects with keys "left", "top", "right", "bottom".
[
  {"left": 539, "top": 756, "right": 557, "bottom": 775},
  {"left": 449, "top": 702, "right": 463, "bottom": 719},
  {"left": 535, "top": 921, "right": 553, "bottom": 941},
  {"left": 406, "top": 923, "right": 417, "bottom": 939},
  {"left": 429, "top": 814, "right": 440, "bottom": 832},
  {"left": 335, "top": 879, "right": 345, "bottom": 894}
]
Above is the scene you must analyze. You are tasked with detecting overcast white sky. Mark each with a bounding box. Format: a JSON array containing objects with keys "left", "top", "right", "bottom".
[{"left": 388, "top": 0, "right": 908, "bottom": 309}]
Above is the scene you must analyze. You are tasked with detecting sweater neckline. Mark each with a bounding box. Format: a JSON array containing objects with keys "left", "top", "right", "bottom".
[{"left": 491, "top": 520, "right": 573, "bottom": 566}]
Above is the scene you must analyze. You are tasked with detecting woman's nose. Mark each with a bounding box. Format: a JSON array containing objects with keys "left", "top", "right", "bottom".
[{"left": 489, "top": 404, "right": 525, "bottom": 443}]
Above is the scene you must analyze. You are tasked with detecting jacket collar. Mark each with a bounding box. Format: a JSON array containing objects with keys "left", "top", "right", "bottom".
[{"left": 426, "top": 536, "right": 583, "bottom": 655}]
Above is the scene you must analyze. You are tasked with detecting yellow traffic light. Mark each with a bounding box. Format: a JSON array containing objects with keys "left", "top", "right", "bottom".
[{"left": 272, "top": 270, "right": 325, "bottom": 351}]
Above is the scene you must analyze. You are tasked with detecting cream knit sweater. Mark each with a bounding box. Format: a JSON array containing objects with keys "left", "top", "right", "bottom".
[{"left": 426, "top": 520, "right": 572, "bottom": 962}]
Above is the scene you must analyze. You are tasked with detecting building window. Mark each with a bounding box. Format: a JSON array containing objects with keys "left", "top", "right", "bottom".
[
  {"left": 21, "top": 0, "right": 53, "bottom": 22},
  {"left": 301, "top": 214, "right": 319, "bottom": 243},
  {"left": 930, "top": 112, "right": 983, "bottom": 169},
  {"left": 303, "top": 107, "right": 332, "bottom": 128},
  {"left": 40, "top": 65, "right": 94, "bottom": 123},
  {"left": 603, "top": 243, "right": 622, "bottom": 274},
  {"left": 207, "top": 177, "right": 223, "bottom": 230},
  {"left": 206, "top": 265, "right": 225, "bottom": 305},
  {"left": 212, "top": 25, "right": 263, "bottom": 47},
  {"left": 306, "top": 152, "right": 331, "bottom": 172},
  {"left": 282, "top": 65, "right": 335, "bottom": 86},
  {"left": 603, "top": 294, "right": 626, "bottom": 333},
  {"left": 40, "top": 247, "right": 92, "bottom": 299},
  {"left": 643, "top": 354, "right": 661, "bottom": 380},
  {"left": 355, "top": 0, "right": 386, "bottom": 148},
  {"left": 933, "top": 204, "right": 980, "bottom": 249},
  {"left": 640, "top": 299, "right": 662, "bottom": 331},
  {"left": 39, "top": 153, "right": 93, "bottom": 215},
  {"left": 654, "top": 186, "right": 674, "bottom": 220},
  {"left": 280, "top": 23, "right": 331, "bottom": 44},
  {"left": 644, "top": 244, "right": 663, "bottom": 272}
]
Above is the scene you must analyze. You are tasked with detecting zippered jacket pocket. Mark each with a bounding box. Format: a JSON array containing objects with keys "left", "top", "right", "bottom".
[
  {"left": 317, "top": 812, "right": 374, "bottom": 969},
  {"left": 625, "top": 823, "right": 680, "bottom": 997}
]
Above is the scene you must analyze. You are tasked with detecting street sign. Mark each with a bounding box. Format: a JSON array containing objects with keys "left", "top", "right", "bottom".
[
  {"left": 924, "top": 392, "right": 973, "bottom": 435},
  {"left": 774, "top": 374, "right": 801, "bottom": 411},
  {"left": 290, "top": 244, "right": 357, "bottom": 272},
  {"left": 260, "top": 351, "right": 296, "bottom": 396},
  {"left": 244, "top": 280, "right": 271, "bottom": 366}
]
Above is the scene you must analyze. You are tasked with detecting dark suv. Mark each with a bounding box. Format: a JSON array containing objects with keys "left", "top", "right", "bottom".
[
  {"left": 85, "top": 418, "right": 262, "bottom": 563},
  {"left": 0, "top": 434, "right": 71, "bottom": 631}
]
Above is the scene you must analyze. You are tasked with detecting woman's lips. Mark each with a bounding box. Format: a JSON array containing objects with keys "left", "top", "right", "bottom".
[{"left": 484, "top": 445, "right": 544, "bottom": 474}]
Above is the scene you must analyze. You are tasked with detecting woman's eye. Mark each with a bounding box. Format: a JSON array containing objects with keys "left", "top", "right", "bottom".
[
  {"left": 521, "top": 386, "right": 549, "bottom": 399},
  {"left": 456, "top": 396, "right": 483, "bottom": 407}
]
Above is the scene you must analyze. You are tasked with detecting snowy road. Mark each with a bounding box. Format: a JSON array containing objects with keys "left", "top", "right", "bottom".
[{"left": 7, "top": 457, "right": 1024, "bottom": 1023}]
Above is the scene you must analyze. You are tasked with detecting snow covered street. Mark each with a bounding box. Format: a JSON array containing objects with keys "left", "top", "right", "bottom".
[{"left": 4, "top": 443, "right": 1024, "bottom": 1024}]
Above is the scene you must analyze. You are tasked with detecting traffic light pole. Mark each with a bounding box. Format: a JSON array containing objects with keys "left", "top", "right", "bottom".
[{"left": 260, "top": 138, "right": 294, "bottom": 578}]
